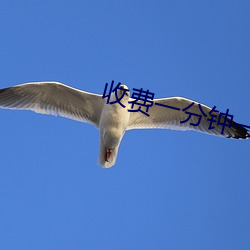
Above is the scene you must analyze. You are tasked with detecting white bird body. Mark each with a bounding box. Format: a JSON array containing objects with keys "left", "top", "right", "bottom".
[
  {"left": 0, "top": 81, "right": 249, "bottom": 168},
  {"left": 98, "top": 90, "right": 130, "bottom": 167}
]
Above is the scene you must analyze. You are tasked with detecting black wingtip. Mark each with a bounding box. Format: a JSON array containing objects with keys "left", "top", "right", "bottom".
[
  {"left": 229, "top": 121, "right": 250, "bottom": 139},
  {"left": 0, "top": 88, "right": 8, "bottom": 94}
]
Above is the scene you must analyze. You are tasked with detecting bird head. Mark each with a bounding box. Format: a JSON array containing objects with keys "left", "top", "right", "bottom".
[{"left": 119, "top": 84, "right": 130, "bottom": 98}]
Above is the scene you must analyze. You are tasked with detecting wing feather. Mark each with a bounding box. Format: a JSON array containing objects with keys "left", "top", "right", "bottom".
[
  {"left": 128, "top": 97, "right": 249, "bottom": 139},
  {"left": 0, "top": 82, "right": 104, "bottom": 127}
]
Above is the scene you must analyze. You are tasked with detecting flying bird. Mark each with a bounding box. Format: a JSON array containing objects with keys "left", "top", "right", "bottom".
[{"left": 0, "top": 82, "right": 249, "bottom": 168}]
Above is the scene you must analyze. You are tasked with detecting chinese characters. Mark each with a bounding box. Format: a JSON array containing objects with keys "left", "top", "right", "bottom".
[{"left": 102, "top": 81, "right": 250, "bottom": 134}]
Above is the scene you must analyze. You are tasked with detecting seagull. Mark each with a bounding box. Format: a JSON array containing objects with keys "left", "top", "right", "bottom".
[{"left": 0, "top": 82, "right": 249, "bottom": 168}]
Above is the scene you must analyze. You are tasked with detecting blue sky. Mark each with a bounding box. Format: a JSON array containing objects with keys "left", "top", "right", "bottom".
[{"left": 0, "top": 1, "right": 249, "bottom": 249}]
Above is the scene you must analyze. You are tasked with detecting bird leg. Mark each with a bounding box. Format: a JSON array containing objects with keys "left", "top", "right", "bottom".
[{"left": 105, "top": 149, "right": 112, "bottom": 162}]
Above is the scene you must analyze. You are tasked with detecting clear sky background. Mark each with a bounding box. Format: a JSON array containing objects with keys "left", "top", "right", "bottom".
[{"left": 0, "top": 1, "right": 249, "bottom": 249}]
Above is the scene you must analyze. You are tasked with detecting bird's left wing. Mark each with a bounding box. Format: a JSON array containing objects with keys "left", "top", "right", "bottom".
[
  {"left": 0, "top": 82, "right": 104, "bottom": 127},
  {"left": 127, "top": 97, "right": 249, "bottom": 139}
]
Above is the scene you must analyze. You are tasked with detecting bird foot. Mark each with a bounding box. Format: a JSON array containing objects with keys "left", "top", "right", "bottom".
[{"left": 105, "top": 149, "right": 112, "bottom": 162}]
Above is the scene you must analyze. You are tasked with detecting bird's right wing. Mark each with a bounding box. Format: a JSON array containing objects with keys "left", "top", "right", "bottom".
[
  {"left": 127, "top": 97, "right": 250, "bottom": 139},
  {"left": 0, "top": 82, "right": 104, "bottom": 127}
]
